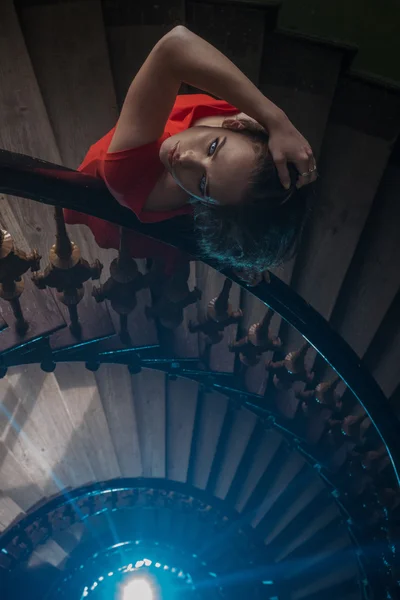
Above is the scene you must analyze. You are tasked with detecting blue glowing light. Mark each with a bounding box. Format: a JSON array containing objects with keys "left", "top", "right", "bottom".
[{"left": 123, "top": 577, "right": 154, "bottom": 600}]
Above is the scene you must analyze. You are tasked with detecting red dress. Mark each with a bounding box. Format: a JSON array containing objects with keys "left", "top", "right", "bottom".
[{"left": 64, "top": 94, "right": 240, "bottom": 272}]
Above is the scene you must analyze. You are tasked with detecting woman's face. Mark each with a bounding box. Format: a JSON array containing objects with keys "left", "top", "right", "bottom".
[{"left": 159, "top": 126, "right": 258, "bottom": 206}]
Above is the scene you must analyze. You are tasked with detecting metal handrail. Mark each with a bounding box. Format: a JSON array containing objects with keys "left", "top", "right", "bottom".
[{"left": 0, "top": 148, "right": 399, "bottom": 487}]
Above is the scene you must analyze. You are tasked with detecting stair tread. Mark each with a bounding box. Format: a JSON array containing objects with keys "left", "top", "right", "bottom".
[
  {"left": 0, "top": 279, "right": 66, "bottom": 355},
  {"left": 239, "top": 31, "right": 346, "bottom": 395},
  {"left": 287, "top": 79, "right": 400, "bottom": 366}
]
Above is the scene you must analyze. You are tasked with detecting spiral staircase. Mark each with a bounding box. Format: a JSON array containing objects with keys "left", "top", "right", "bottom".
[{"left": 0, "top": 1, "right": 400, "bottom": 599}]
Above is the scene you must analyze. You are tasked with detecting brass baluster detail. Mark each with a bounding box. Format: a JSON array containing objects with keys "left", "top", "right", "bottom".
[
  {"left": 297, "top": 377, "right": 341, "bottom": 413},
  {"left": 92, "top": 227, "right": 150, "bottom": 344},
  {"left": 0, "top": 228, "right": 41, "bottom": 335},
  {"left": 266, "top": 341, "right": 314, "bottom": 389},
  {"left": 229, "top": 309, "right": 282, "bottom": 366},
  {"left": 189, "top": 278, "right": 242, "bottom": 345},
  {"left": 32, "top": 207, "right": 102, "bottom": 337}
]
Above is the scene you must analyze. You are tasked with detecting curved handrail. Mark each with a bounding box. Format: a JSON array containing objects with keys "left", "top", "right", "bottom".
[{"left": 0, "top": 148, "right": 399, "bottom": 487}]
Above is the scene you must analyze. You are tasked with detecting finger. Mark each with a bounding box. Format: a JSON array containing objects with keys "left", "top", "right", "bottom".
[
  {"left": 274, "top": 156, "right": 291, "bottom": 190},
  {"left": 295, "top": 156, "right": 311, "bottom": 189},
  {"left": 309, "top": 156, "right": 318, "bottom": 183},
  {"left": 297, "top": 158, "right": 318, "bottom": 188}
]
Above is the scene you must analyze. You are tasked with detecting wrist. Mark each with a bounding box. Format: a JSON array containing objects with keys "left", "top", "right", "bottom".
[{"left": 263, "top": 106, "right": 288, "bottom": 133}]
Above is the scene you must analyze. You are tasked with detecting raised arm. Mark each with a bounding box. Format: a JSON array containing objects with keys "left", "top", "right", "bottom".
[
  {"left": 110, "top": 25, "right": 316, "bottom": 189},
  {"left": 169, "top": 27, "right": 283, "bottom": 133},
  {"left": 169, "top": 26, "right": 316, "bottom": 189}
]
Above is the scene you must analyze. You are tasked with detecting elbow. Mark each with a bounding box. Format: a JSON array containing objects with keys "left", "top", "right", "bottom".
[{"left": 170, "top": 25, "right": 189, "bottom": 37}]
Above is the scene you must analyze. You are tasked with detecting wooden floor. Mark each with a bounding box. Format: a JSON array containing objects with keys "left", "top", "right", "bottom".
[{"left": 1, "top": 1, "right": 400, "bottom": 599}]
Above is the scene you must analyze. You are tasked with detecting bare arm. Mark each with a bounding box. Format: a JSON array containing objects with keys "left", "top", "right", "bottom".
[
  {"left": 169, "top": 26, "right": 316, "bottom": 189},
  {"left": 168, "top": 26, "right": 285, "bottom": 132}
]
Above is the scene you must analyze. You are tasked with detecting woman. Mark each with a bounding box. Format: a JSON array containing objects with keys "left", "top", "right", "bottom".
[{"left": 65, "top": 26, "right": 317, "bottom": 278}]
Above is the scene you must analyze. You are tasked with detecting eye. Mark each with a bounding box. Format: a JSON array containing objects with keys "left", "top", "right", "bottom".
[{"left": 199, "top": 138, "right": 219, "bottom": 196}]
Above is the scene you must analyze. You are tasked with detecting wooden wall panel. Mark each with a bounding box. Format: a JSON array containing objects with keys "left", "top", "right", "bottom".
[
  {"left": 54, "top": 362, "right": 121, "bottom": 482},
  {"left": 166, "top": 376, "right": 198, "bottom": 482},
  {"left": 95, "top": 364, "right": 143, "bottom": 478},
  {"left": 131, "top": 368, "right": 166, "bottom": 478}
]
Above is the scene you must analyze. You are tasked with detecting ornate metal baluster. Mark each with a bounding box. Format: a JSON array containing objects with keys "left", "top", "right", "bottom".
[
  {"left": 145, "top": 259, "right": 201, "bottom": 329},
  {"left": 189, "top": 278, "right": 242, "bottom": 345},
  {"left": 229, "top": 309, "right": 282, "bottom": 366},
  {"left": 92, "top": 227, "right": 149, "bottom": 344},
  {"left": 32, "top": 207, "right": 102, "bottom": 337},
  {"left": 0, "top": 228, "right": 41, "bottom": 335},
  {"left": 266, "top": 341, "right": 314, "bottom": 389}
]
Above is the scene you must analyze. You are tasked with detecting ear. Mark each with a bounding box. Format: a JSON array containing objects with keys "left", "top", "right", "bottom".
[
  {"left": 222, "top": 117, "right": 246, "bottom": 130},
  {"left": 222, "top": 115, "right": 267, "bottom": 134}
]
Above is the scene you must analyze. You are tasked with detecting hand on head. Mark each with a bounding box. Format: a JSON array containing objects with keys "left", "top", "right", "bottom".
[{"left": 264, "top": 114, "right": 318, "bottom": 190}]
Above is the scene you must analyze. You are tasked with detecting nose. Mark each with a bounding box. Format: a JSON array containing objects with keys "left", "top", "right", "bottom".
[{"left": 175, "top": 149, "right": 200, "bottom": 168}]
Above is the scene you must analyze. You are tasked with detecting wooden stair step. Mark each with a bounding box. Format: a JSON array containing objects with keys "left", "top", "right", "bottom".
[
  {"left": 286, "top": 75, "right": 400, "bottom": 368},
  {"left": 0, "top": 496, "right": 24, "bottom": 532},
  {"left": 104, "top": 1, "right": 185, "bottom": 112},
  {"left": 287, "top": 533, "right": 354, "bottom": 584},
  {"left": 188, "top": 390, "right": 228, "bottom": 489},
  {"left": 255, "top": 464, "right": 317, "bottom": 535},
  {"left": 291, "top": 563, "right": 359, "bottom": 600},
  {"left": 131, "top": 368, "right": 167, "bottom": 478},
  {"left": 16, "top": 0, "right": 126, "bottom": 352},
  {"left": 234, "top": 428, "right": 282, "bottom": 511},
  {"left": 251, "top": 450, "right": 306, "bottom": 527},
  {"left": 187, "top": 0, "right": 267, "bottom": 87},
  {"left": 275, "top": 503, "right": 341, "bottom": 562},
  {"left": 28, "top": 539, "right": 67, "bottom": 570},
  {"left": 274, "top": 496, "right": 334, "bottom": 555},
  {"left": 53, "top": 362, "right": 121, "bottom": 482},
  {"left": 240, "top": 32, "right": 348, "bottom": 395},
  {"left": 94, "top": 363, "right": 143, "bottom": 478},
  {"left": 0, "top": 313, "right": 7, "bottom": 334},
  {"left": 325, "top": 136, "right": 400, "bottom": 377},
  {"left": 262, "top": 477, "right": 325, "bottom": 546},
  {"left": 364, "top": 289, "right": 400, "bottom": 399},
  {"left": 213, "top": 407, "right": 257, "bottom": 500},
  {"left": 0, "top": 277, "right": 66, "bottom": 355},
  {"left": 48, "top": 295, "right": 116, "bottom": 353},
  {"left": 166, "top": 376, "right": 199, "bottom": 482}
]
